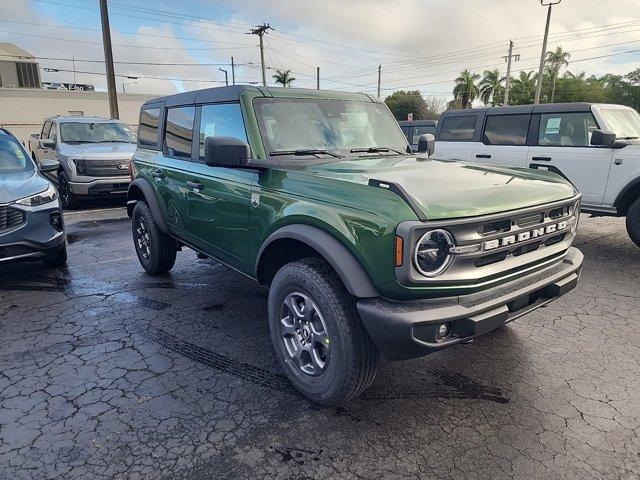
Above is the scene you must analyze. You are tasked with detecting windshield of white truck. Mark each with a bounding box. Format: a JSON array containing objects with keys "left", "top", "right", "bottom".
[
  {"left": 0, "top": 132, "right": 33, "bottom": 173},
  {"left": 599, "top": 108, "right": 640, "bottom": 140},
  {"left": 253, "top": 98, "right": 409, "bottom": 159},
  {"left": 60, "top": 122, "right": 136, "bottom": 144}
]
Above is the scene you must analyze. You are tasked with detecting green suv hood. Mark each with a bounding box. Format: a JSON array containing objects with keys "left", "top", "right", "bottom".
[{"left": 302, "top": 156, "right": 577, "bottom": 220}]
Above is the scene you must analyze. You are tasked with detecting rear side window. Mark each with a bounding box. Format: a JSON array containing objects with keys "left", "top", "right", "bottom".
[
  {"left": 413, "top": 125, "right": 436, "bottom": 144},
  {"left": 164, "top": 107, "right": 195, "bottom": 158},
  {"left": 42, "top": 121, "right": 52, "bottom": 139},
  {"left": 400, "top": 126, "right": 411, "bottom": 142},
  {"left": 439, "top": 115, "right": 476, "bottom": 141},
  {"left": 483, "top": 115, "right": 530, "bottom": 146},
  {"left": 138, "top": 107, "right": 160, "bottom": 147},
  {"left": 199, "top": 103, "right": 247, "bottom": 159},
  {"left": 538, "top": 112, "right": 598, "bottom": 147}
]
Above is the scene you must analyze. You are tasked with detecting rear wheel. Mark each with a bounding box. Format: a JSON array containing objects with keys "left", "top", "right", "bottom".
[
  {"left": 58, "top": 172, "right": 81, "bottom": 210},
  {"left": 268, "top": 257, "right": 379, "bottom": 406},
  {"left": 132, "top": 201, "right": 177, "bottom": 275},
  {"left": 626, "top": 197, "right": 640, "bottom": 247}
]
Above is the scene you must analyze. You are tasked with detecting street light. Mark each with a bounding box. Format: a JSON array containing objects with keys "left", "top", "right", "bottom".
[
  {"left": 219, "top": 67, "right": 229, "bottom": 86},
  {"left": 122, "top": 78, "right": 138, "bottom": 93},
  {"left": 534, "top": 0, "right": 562, "bottom": 104}
]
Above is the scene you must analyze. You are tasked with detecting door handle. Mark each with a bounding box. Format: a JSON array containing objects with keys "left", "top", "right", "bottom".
[
  {"left": 531, "top": 156, "right": 552, "bottom": 161},
  {"left": 475, "top": 154, "right": 492, "bottom": 159},
  {"left": 187, "top": 180, "right": 204, "bottom": 191},
  {"left": 152, "top": 168, "right": 165, "bottom": 179}
]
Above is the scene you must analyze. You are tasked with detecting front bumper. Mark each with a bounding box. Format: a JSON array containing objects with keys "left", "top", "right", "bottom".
[
  {"left": 69, "top": 177, "right": 129, "bottom": 196},
  {"left": 0, "top": 203, "right": 66, "bottom": 264},
  {"left": 357, "top": 247, "right": 583, "bottom": 360}
]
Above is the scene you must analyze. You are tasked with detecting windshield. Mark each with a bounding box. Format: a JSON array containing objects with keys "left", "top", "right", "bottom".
[
  {"left": 0, "top": 133, "right": 33, "bottom": 173},
  {"left": 60, "top": 122, "right": 136, "bottom": 144},
  {"left": 253, "top": 98, "right": 409, "bottom": 157},
  {"left": 599, "top": 108, "right": 640, "bottom": 139}
]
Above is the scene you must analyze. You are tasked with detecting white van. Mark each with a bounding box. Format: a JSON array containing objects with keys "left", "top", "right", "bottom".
[{"left": 433, "top": 103, "right": 640, "bottom": 246}]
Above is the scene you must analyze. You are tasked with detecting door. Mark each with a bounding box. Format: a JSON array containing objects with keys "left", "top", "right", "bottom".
[
  {"left": 527, "top": 112, "right": 612, "bottom": 206},
  {"left": 156, "top": 106, "right": 194, "bottom": 237},
  {"left": 186, "top": 103, "right": 256, "bottom": 274},
  {"left": 472, "top": 114, "right": 530, "bottom": 167}
]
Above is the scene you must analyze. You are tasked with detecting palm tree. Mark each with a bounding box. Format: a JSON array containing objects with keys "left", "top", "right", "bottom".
[
  {"left": 545, "top": 47, "right": 570, "bottom": 102},
  {"left": 479, "top": 69, "right": 504, "bottom": 106},
  {"left": 453, "top": 69, "right": 480, "bottom": 108},
  {"left": 509, "top": 71, "right": 537, "bottom": 104},
  {"left": 272, "top": 69, "right": 296, "bottom": 87}
]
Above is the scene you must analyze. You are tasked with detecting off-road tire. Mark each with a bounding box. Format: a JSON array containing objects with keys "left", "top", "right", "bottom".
[
  {"left": 626, "top": 197, "right": 640, "bottom": 248},
  {"left": 132, "top": 201, "right": 177, "bottom": 275},
  {"left": 58, "top": 171, "right": 81, "bottom": 210},
  {"left": 268, "top": 257, "right": 379, "bottom": 406},
  {"left": 43, "top": 244, "right": 67, "bottom": 268}
]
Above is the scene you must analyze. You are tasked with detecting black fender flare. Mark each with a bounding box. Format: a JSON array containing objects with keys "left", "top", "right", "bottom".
[
  {"left": 256, "top": 224, "right": 379, "bottom": 298},
  {"left": 126, "top": 178, "right": 170, "bottom": 233},
  {"left": 614, "top": 177, "right": 640, "bottom": 210}
]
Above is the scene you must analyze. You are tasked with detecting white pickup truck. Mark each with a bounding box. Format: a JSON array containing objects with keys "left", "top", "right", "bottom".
[
  {"left": 432, "top": 103, "right": 640, "bottom": 247},
  {"left": 28, "top": 116, "right": 137, "bottom": 208}
]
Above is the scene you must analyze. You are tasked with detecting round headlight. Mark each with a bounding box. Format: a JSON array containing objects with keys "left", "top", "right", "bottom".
[{"left": 414, "top": 229, "right": 454, "bottom": 277}]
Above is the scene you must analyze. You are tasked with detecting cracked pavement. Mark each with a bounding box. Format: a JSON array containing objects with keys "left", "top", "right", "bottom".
[{"left": 1, "top": 209, "right": 639, "bottom": 479}]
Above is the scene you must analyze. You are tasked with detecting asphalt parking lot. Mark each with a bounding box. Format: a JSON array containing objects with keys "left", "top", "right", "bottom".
[{"left": 1, "top": 208, "right": 639, "bottom": 480}]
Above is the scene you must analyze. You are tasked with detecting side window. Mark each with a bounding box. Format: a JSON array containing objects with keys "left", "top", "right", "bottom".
[
  {"left": 42, "top": 121, "right": 52, "bottom": 139},
  {"left": 400, "top": 126, "right": 412, "bottom": 143},
  {"left": 538, "top": 112, "right": 598, "bottom": 147},
  {"left": 138, "top": 107, "right": 160, "bottom": 147},
  {"left": 199, "top": 103, "right": 247, "bottom": 159},
  {"left": 482, "top": 115, "right": 530, "bottom": 146},
  {"left": 413, "top": 125, "right": 436, "bottom": 144},
  {"left": 49, "top": 125, "right": 57, "bottom": 144},
  {"left": 164, "top": 107, "right": 195, "bottom": 158},
  {"left": 439, "top": 115, "right": 476, "bottom": 141}
]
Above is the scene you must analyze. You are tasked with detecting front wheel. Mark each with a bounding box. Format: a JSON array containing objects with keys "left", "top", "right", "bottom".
[
  {"left": 43, "top": 244, "right": 67, "bottom": 269},
  {"left": 58, "top": 172, "right": 81, "bottom": 210},
  {"left": 132, "top": 201, "right": 177, "bottom": 275},
  {"left": 626, "top": 197, "right": 640, "bottom": 248},
  {"left": 268, "top": 257, "right": 379, "bottom": 406}
]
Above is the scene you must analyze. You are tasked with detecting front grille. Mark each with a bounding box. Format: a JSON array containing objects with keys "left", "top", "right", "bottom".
[
  {"left": 0, "top": 206, "right": 25, "bottom": 232},
  {"left": 0, "top": 244, "right": 35, "bottom": 259},
  {"left": 84, "top": 159, "right": 130, "bottom": 177}
]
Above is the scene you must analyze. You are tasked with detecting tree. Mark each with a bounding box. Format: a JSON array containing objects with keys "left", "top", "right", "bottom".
[
  {"left": 272, "top": 69, "right": 296, "bottom": 87},
  {"left": 509, "top": 71, "right": 537, "bottom": 105},
  {"left": 453, "top": 70, "right": 480, "bottom": 108},
  {"left": 545, "top": 47, "right": 570, "bottom": 102},
  {"left": 479, "top": 69, "right": 504, "bottom": 106},
  {"left": 384, "top": 90, "right": 432, "bottom": 120}
]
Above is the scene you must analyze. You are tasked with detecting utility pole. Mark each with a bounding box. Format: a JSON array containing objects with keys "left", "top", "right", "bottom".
[
  {"left": 502, "top": 40, "right": 519, "bottom": 106},
  {"left": 72, "top": 56, "right": 76, "bottom": 89},
  {"left": 231, "top": 57, "right": 235, "bottom": 85},
  {"left": 249, "top": 24, "right": 272, "bottom": 86},
  {"left": 219, "top": 68, "right": 228, "bottom": 86},
  {"left": 99, "top": 0, "right": 119, "bottom": 119},
  {"left": 316, "top": 67, "right": 320, "bottom": 90},
  {"left": 377, "top": 65, "right": 381, "bottom": 98},
  {"left": 534, "top": 0, "right": 561, "bottom": 104}
]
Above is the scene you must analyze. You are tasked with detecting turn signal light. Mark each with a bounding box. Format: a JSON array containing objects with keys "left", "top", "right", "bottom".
[{"left": 395, "top": 235, "right": 404, "bottom": 267}]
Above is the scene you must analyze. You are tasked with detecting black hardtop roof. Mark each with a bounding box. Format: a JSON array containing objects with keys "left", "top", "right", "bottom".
[
  {"left": 141, "top": 85, "right": 376, "bottom": 109},
  {"left": 398, "top": 119, "right": 437, "bottom": 126},
  {"left": 442, "top": 102, "right": 594, "bottom": 116}
]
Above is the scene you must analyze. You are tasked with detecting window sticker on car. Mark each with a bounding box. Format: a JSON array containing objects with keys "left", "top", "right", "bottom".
[{"left": 545, "top": 117, "right": 561, "bottom": 135}]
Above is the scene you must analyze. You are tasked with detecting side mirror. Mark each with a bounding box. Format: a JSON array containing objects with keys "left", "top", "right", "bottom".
[
  {"left": 39, "top": 158, "right": 60, "bottom": 172},
  {"left": 204, "top": 136, "right": 250, "bottom": 167},
  {"left": 40, "top": 138, "right": 55, "bottom": 149},
  {"left": 590, "top": 129, "right": 616, "bottom": 147},
  {"left": 417, "top": 133, "right": 435, "bottom": 156}
]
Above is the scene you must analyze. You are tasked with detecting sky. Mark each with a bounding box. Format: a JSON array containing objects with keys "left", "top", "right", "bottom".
[{"left": 0, "top": 0, "right": 638, "bottom": 104}]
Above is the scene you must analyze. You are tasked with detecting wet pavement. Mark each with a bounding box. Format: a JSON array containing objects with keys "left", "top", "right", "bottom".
[{"left": 1, "top": 209, "right": 639, "bottom": 479}]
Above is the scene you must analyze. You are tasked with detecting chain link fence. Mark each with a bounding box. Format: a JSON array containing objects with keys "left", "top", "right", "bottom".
[{"left": 0, "top": 123, "right": 42, "bottom": 146}]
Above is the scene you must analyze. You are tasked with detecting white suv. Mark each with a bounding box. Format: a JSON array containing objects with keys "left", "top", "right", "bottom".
[{"left": 433, "top": 103, "right": 640, "bottom": 246}]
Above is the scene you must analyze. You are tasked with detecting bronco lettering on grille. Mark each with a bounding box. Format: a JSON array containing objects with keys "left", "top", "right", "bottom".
[{"left": 483, "top": 220, "right": 568, "bottom": 251}]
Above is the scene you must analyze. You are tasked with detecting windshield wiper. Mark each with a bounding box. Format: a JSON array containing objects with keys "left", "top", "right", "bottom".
[
  {"left": 269, "top": 149, "right": 342, "bottom": 159},
  {"left": 619, "top": 136, "right": 639, "bottom": 140},
  {"left": 349, "top": 146, "right": 406, "bottom": 155}
]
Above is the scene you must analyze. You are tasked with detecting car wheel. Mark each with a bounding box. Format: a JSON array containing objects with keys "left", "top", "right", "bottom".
[
  {"left": 58, "top": 172, "right": 81, "bottom": 210},
  {"left": 268, "top": 257, "right": 379, "bottom": 406},
  {"left": 626, "top": 197, "right": 640, "bottom": 248},
  {"left": 43, "top": 244, "right": 67, "bottom": 269},
  {"left": 132, "top": 201, "right": 177, "bottom": 275}
]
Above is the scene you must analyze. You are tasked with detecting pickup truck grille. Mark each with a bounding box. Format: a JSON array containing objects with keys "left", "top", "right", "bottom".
[
  {"left": 83, "top": 159, "right": 130, "bottom": 177},
  {"left": 0, "top": 206, "right": 25, "bottom": 233}
]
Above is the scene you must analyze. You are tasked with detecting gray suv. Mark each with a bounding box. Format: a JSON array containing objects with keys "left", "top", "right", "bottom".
[
  {"left": 0, "top": 129, "right": 66, "bottom": 267},
  {"left": 28, "top": 116, "right": 136, "bottom": 208}
]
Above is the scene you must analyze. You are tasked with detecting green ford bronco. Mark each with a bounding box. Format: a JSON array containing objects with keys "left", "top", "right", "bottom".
[{"left": 127, "top": 86, "right": 583, "bottom": 405}]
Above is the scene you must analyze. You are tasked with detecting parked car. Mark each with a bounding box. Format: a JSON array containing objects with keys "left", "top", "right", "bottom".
[
  {"left": 0, "top": 128, "right": 66, "bottom": 267},
  {"left": 28, "top": 116, "right": 136, "bottom": 209},
  {"left": 399, "top": 119, "right": 437, "bottom": 151},
  {"left": 433, "top": 103, "right": 640, "bottom": 246},
  {"left": 127, "top": 86, "right": 583, "bottom": 405}
]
